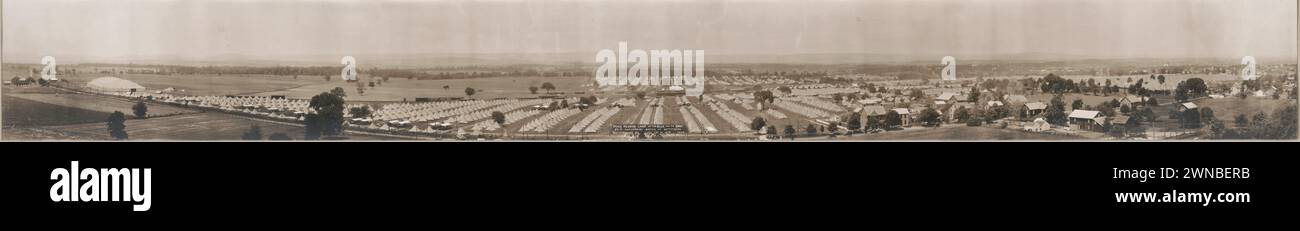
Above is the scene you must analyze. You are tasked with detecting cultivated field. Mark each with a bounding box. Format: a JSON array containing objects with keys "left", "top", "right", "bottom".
[
  {"left": 5, "top": 92, "right": 194, "bottom": 116},
  {"left": 253, "top": 76, "right": 592, "bottom": 101},
  {"left": 12, "top": 112, "right": 393, "bottom": 140},
  {"left": 1191, "top": 97, "right": 1293, "bottom": 122},
  {"left": 2, "top": 94, "right": 111, "bottom": 126}
]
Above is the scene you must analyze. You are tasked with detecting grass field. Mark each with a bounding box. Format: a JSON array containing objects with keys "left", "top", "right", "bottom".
[
  {"left": 1190, "top": 97, "right": 1293, "bottom": 122},
  {"left": 8, "top": 112, "right": 391, "bottom": 141},
  {"left": 4, "top": 92, "right": 195, "bottom": 117},
  {"left": 252, "top": 76, "right": 592, "bottom": 102},
  {"left": 2, "top": 94, "right": 112, "bottom": 126},
  {"left": 53, "top": 73, "right": 324, "bottom": 96}
]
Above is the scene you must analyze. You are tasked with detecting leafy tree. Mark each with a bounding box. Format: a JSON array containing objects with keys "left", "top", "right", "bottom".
[
  {"left": 1174, "top": 82, "right": 1189, "bottom": 102},
  {"left": 844, "top": 112, "right": 862, "bottom": 131},
  {"left": 491, "top": 111, "right": 506, "bottom": 126},
  {"left": 541, "top": 82, "right": 556, "bottom": 92},
  {"left": 305, "top": 92, "right": 346, "bottom": 139},
  {"left": 806, "top": 124, "right": 818, "bottom": 136},
  {"left": 107, "top": 111, "right": 128, "bottom": 140},
  {"left": 529, "top": 86, "right": 539, "bottom": 94},
  {"left": 304, "top": 114, "right": 322, "bottom": 140},
  {"left": 330, "top": 87, "right": 347, "bottom": 97},
  {"left": 954, "top": 106, "right": 970, "bottom": 122},
  {"left": 465, "top": 87, "right": 476, "bottom": 97},
  {"left": 1046, "top": 94, "right": 1068, "bottom": 125},
  {"left": 1071, "top": 99, "right": 1084, "bottom": 110},
  {"left": 918, "top": 108, "right": 941, "bottom": 127},
  {"left": 884, "top": 110, "right": 902, "bottom": 129},
  {"left": 751, "top": 117, "right": 767, "bottom": 132},
  {"left": 783, "top": 125, "right": 797, "bottom": 139},
  {"left": 1184, "top": 78, "right": 1207, "bottom": 96},
  {"left": 132, "top": 101, "right": 149, "bottom": 118}
]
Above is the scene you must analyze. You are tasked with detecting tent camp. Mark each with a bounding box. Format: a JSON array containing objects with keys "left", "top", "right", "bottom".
[{"left": 86, "top": 77, "right": 146, "bottom": 93}]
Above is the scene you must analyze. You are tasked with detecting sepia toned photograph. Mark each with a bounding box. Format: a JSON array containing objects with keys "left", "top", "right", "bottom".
[{"left": 1, "top": 0, "right": 1296, "bottom": 141}]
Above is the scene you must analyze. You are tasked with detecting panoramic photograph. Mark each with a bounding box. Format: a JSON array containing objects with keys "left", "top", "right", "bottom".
[{"left": 1, "top": 0, "right": 1296, "bottom": 141}]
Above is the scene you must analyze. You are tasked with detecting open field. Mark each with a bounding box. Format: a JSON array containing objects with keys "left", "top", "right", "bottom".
[
  {"left": 6, "top": 112, "right": 392, "bottom": 141},
  {"left": 1191, "top": 97, "right": 1293, "bottom": 123},
  {"left": 4, "top": 92, "right": 195, "bottom": 116},
  {"left": 2, "top": 94, "right": 112, "bottom": 126},
  {"left": 253, "top": 76, "right": 592, "bottom": 101},
  {"left": 55, "top": 73, "right": 326, "bottom": 96}
]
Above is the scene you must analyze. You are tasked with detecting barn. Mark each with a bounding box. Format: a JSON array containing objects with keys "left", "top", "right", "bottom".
[{"left": 1068, "top": 110, "right": 1104, "bottom": 131}]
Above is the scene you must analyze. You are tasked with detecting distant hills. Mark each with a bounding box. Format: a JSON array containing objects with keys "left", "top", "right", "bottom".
[{"left": 5, "top": 52, "right": 1294, "bottom": 67}]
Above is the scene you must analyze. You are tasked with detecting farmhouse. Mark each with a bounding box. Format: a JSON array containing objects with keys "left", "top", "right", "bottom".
[
  {"left": 1024, "top": 102, "right": 1047, "bottom": 117},
  {"left": 1068, "top": 110, "right": 1104, "bottom": 131},
  {"left": 1119, "top": 95, "right": 1148, "bottom": 108},
  {"left": 861, "top": 105, "right": 889, "bottom": 121},
  {"left": 86, "top": 77, "right": 146, "bottom": 94},
  {"left": 892, "top": 108, "right": 912, "bottom": 127}
]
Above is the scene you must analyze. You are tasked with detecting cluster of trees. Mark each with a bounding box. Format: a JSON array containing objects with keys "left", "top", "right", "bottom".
[
  {"left": 1039, "top": 73, "right": 1080, "bottom": 94},
  {"left": 9, "top": 77, "right": 53, "bottom": 87},
  {"left": 104, "top": 102, "right": 152, "bottom": 140},
  {"left": 1212, "top": 105, "right": 1298, "bottom": 139},
  {"left": 1173, "top": 78, "right": 1209, "bottom": 102},
  {"left": 527, "top": 82, "right": 557, "bottom": 94},
  {"left": 954, "top": 105, "right": 1012, "bottom": 126}
]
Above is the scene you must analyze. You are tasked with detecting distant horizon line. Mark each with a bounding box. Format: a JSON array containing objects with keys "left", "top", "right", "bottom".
[{"left": 4, "top": 52, "right": 1295, "bottom": 66}]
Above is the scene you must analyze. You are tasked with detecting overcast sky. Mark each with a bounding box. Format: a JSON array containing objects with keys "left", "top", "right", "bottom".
[{"left": 3, "top": 0, "right": 1296, "bottom": 63}]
